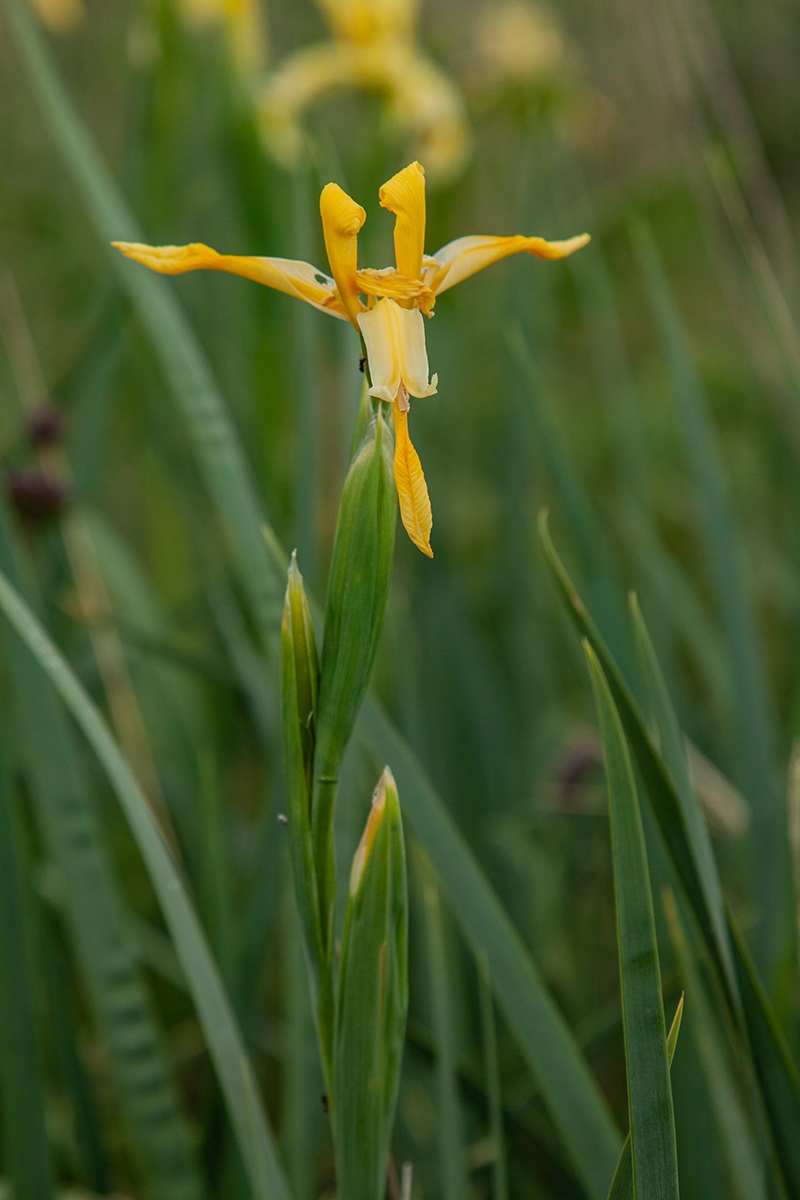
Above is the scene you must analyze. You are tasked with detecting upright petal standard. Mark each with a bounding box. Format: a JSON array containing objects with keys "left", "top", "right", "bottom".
[{"left": 114, "top": 161, "right": 589, "bottom": 556}]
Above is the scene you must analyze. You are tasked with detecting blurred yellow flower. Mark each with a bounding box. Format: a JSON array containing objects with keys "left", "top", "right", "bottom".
[
  {"left": 113, "top": 162, "right": 589, "bottom": 556},
  {"left": 476, "top": 1, "right": 567, "bottom": 85},
  {"left": 179, "top": 0, "right": 266, "bottom": 73},
  {"left": 28, "top": 0, "right": 84, "bottom": 32},
  {"left": 258, "top": 0, "right": 469, "bottom": 184}
]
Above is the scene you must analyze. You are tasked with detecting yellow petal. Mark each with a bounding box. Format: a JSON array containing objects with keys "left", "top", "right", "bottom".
[
  {"left": 355, "top": 266, "right": 434, "bottom": 312},
  {"left": 111, "top": 241, "right": 349, "bottom": 319},
  {"left": 392, "top": 407, "right": 433, "bottom": 557},
  {"left": 319, "top": 183, "right": 367, "bottom": 326},
  {"left": 257, "top": 44, "right": 356, "bottom": 169},
  {"left": 357, "top": 299, "right": 437, "bottom": 405},
  {"left": 379, "top": 161, "right": 427, "bottom": 280},
  {"left": 425, "top": 231, "right": 591, "bottom": 295}
]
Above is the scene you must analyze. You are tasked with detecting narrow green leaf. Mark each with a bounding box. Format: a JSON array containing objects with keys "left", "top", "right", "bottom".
[
  {"left": 541, "top": 513, "right": 800, "bottom": 1198},
  {"left": 585, "top": 643, "right": 679, "bottom": 1199},
  {"left": 663, "top": 892, "right": 767, "bottom": 1200},
  {"left": 539, "top": 511, "right": 738, "bottom": 1015},
  {"left": 633, "top": 221, "right": 783, "bottom": 974},
  {"left": 0, "top": 505, "right": 205, "bottom": 1200},
  {"left": 606, "top": 996, "right": 684, "bottom": 1200},
  {"left": 0, "top": 742, "right": 55, "bottom": 1200},
  {"left": 477, "top": 951, "right": 509, "bottom": 1200},
  {"left": 727, "top": 910, "right": 800, "bottom": 1197},
  {"left": 0, "top": 567, "right": 292, "bottom": 1200},
  {"left": 421, "top": 868, "right": 468, "bottom": 1200}
]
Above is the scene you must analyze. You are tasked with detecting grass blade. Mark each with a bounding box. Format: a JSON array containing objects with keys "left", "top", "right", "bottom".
[
  {"left": 632, "top": 221, "right": 784, "bottom": 975},
  {"left": 0, "top": 506, "right": 206, "bottom": 1200},
  {"left": 539, "top": 511, "right": 737, "bottom": 1015},
  {"left": 585, "top": 643, "right": 679, "bottom": 1199},
  {"left": 421, "top": 870, "right": 469, "bottom": 1200},
  {"left": 606, "top": 996, "right": 684, "bottom": 1200},
  {"left": 0, "top": 742, "right": 55, "bottom": 1200},
  {"left": 0, "top": 565, "right": 292, "bottom": 1200},
  {"left": 541, "top": 512, "right": 800, "bottom": 1198},
  {"left": 477, "top": 951, "right": 509, "bottom": 1200}
]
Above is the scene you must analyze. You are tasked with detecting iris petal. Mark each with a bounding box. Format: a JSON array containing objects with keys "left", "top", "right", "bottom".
[
  {"left": 392, "top": 406, "right": 433, "bottom": 557},
  {"left": 425, "top": 231, "right": 591, "bottom": 295},
  {"left": 319, "top": 183, "right": 367, "bottom": 325},
  {"left": 358, "top": 299, "right": 437, "bottom": 404},
  {"left": 379, "top": 161, "right": 427, "bottom": 280},
  {"left": 112, "top": 241, "right": 349, "bottom": 318}
]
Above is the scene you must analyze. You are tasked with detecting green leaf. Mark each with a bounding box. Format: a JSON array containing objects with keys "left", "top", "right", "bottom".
[
  {"left": 0, "top": 566, "right": 292, "bottom": 1200},
  {"left": 333, "top": 769, "right": 408, "bottom": 1200},
  {"left": 728, "top": 910, "right": 800, "bottom": 1197},
  {"left": 0, "top": 504, "right": 206, "bottom": 1200},
  {"left": 606, "top": 996, "right": 684, "bottom": 1200},
  {"left": 632, "top": 221, "right": 784, "bottom": 974},
  {"left": 421, "top": 868, "right": 469, "bottom": 1200},
  {"left": 541, "top": 513, "right": 800, "bottom": 1199},
  {"left": 0, "top": 742, "right": 55, "bottom": 1200},
  {"left": 477, "top": 951, "right": 509, "bottom": 1200},
  {"left": 539, "top": 511, "right": 737, "bottom": 1015},
  {"left": 585, "top": 642, "right": 679, "bottom": 1199}
]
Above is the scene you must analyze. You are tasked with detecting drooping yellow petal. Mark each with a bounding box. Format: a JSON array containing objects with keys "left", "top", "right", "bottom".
[
  {"left": 392, "top": 406, "right": 433, "bottom": 557},
  {"left": 320, "top": 183, "right": 367, "bottom": 326},
  {"left": 425, "top": 231, "right": 590, "bottom": 295},
  {"left": 357, "top": 298, "right": 437, "bottom": 405},
  {"left": 111, "top": 241, "right": 349, "bottom": 319},
  {"left": 379, "top": 161, "right": 427, "bottom": 280}
]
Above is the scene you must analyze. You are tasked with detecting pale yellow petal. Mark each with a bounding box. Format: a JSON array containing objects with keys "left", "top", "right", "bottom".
[
  {"left": 379, "top": 161, "right": 427, "bottom": 280},
  {"left": 112, "top": 241, "right": 349, "bottom": 318},
  {"left": 392, "top": 407, "right": 433, "bottom": 557},
  {"left": 320, "top": 183, "right": 367, "bottom": 326},
  {"left": 383, "top": 52, "right": 471, "bottom": 185},
  {"left": 425, "top": 231, "right": 590, "bottom": 294},
  {"left": 316, "top": 0, "right": 419, "bottom": 45},
  {"left": 358, "top": 299, "right": 437, "bottom": 404}
]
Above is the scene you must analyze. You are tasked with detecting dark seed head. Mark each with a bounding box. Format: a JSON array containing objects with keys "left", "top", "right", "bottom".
[
  {"left": 6, "top": 466, "right": 71, "bottom": 522},
  {"left": 26, "top": 404, "right": 67, "bottom": 448}
]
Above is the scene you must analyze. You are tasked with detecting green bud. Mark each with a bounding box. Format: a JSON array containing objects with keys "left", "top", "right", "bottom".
[
  {"left": 314, "top": 405, "right": 395, "bottom": 789},
  {"left": 280, "top": 552, "right": 322, "bottom": 973},
  {"left": 332, "top": 768, "right": 408, "bottom": 1200}
]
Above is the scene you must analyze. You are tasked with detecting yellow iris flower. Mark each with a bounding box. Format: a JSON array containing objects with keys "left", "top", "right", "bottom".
[{"left": 113, "top": 161, "right": 589, "bottom": 557}]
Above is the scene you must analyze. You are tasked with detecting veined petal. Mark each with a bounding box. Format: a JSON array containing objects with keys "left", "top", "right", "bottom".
[
  {"left": 112, "top": 241, "right": 349, "bottom": 318},
  {"left": 425, "top": 231, "right": 590, "bottom": 295},
  {"left": 392, "top": 407, "right": 433, "bottom": 557},
  {"left": 320, "top": 183, "right": 367, "bottom": 326},
  {"left": 379, "top": 161, "right": 427, "bottom": 280},
  {"left": 358, "top": 299, "right": 438, "bottom": 404}
]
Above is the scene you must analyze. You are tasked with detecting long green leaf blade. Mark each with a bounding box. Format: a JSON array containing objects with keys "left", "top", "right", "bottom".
[
  {"left": 607, "top": 996, "right": 684, "bottom": 1200},
  {"left": 585, "top": 643, "right": 679, "bottom": 1199},
  {"left": 0, "top": 567, "right": 291, "bottom": 1200},
  {"left": 0, "top": 742, "right": 55, "bottom": 1200}
]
